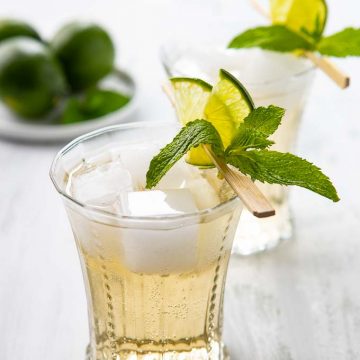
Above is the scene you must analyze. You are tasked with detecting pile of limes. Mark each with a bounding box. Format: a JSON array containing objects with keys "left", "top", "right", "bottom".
[{"left": 0, "top": 19, "right": 129, "bottom": 122}]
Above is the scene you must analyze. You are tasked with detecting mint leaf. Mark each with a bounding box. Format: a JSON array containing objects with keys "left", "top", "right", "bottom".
[
  {"left": 146, "top": 120, "right": 224, "bottom": 189},
  {"left": 227, "top": 150, "right": 340, "bottom": 202},
  {"left": 242, "top": 106, "right": 285, "bottom": 136},
  {"left": 317, "top": 27, "right": 360, "bottom": 57},
  {"left": 226, "top": 127, "right": 274, "bottom": 153},
  {"left": 228, "top": 25, "right": 314, "bottom": 52},
  {"left": 226, "top": 106, "right": 284, "bottom": 154}
]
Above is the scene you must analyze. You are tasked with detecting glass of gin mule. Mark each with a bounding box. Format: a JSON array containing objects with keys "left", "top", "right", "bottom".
[
  {"left": 50, "top": 121, "right": 243, "bottom": 360},
  {"left": 161, "top": 45, "right": 315, "bottom": 255}
]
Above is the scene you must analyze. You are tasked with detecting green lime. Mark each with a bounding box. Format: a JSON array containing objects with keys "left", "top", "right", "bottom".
[
  {"left": 170, "top": 77, "right": 213, "bottom": 166},
  {"left": 170, "top": 69, "right": 254, "bottom": 166},
  {"left": 270, "top": 0, "right": 327, "bottom": 42},
  {"left": 171, "top": 77, "right": 212, "bottom": 124},
  {"left": 0, "top": 37, "right": 67, "bottom": 118},
  {"left": 0, "top": 19, "right": 41, "bottom": 43},
  {"left": 51, "top": 22, "right": 115, "bottom": 90}
]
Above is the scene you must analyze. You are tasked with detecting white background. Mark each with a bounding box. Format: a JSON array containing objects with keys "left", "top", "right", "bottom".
[{"left": 0, "top": 0, "right": 360, "bottom": 359}]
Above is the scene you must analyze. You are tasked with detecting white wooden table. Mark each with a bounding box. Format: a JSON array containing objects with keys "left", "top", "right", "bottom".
[{"left": 1, "top": 1, "right": 360, "bottom": 359}]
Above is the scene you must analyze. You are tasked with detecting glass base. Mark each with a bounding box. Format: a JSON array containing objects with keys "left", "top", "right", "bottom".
[
  {"left": 85, "top": 341, "right": 229, "bottom": 360},
  {"left": 232, "top": 203, "right": 293, "bottom": 256}
]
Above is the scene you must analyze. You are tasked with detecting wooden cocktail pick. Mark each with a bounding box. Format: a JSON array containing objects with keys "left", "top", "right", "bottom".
[
  {"left": 162, "top": 83, "right": 275, "bottom": 218},
  {"left": 250, "top": 0, "right": 350, "bottom": 89}
]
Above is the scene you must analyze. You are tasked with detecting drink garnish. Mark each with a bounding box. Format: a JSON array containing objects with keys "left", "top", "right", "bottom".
[
  {"left": 229, "top": 0, "right": 360, "bottom": 57},
  {"left": 146, "top": 69, "right": 339, "bottom": 203},
  {"left": 228, "top": 0, "right": 359, "bottom": 88}
]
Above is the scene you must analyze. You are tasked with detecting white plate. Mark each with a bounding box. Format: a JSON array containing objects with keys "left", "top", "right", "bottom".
[{"left": 0, "top": 69, "right": 138, "bottom": 143}]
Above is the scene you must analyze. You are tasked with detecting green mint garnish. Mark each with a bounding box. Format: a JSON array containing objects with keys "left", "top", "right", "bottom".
[
  {"left": 228, "top": 25, "right": 315, "bottom": 53},
  {"left": 317, "top": 28, "right": 360, "bottom": 57},
  {"left": 145, "top": 119, "right": 224, "bottom": 189},
  {"left": 146, "top": 107, "right": 339, "bottom": 202},
  {"left": 227, "top": 151, "right": 339, "bottom": 201},
  {"left": 228, "top": 0, "right": 360, "bottom": 58}
]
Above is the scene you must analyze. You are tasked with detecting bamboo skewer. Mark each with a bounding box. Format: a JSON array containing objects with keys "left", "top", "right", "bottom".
[
  {"left": 162, "top": 83, "right": 276, "bottom": 218},
  {"left": 304, "top": 51, "right": 350, "bottom": 88},
  {"left": 250, "top": 0, "right": 350, "bottom": 89}
]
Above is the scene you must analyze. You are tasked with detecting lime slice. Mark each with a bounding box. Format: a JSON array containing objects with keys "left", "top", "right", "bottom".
[
  {"left": 170, "top": 77, "right": 212, "bottom": 125},
  {"left": 170, "top": 77, "right": 213, "bottom": 166},
  {"left": 270, "top": 0, "right": 327, "bottom": 42},
  {"left": 205, "top": 69, "right": 254, "bottom": 149},
  {"left": 170, "top": 70, "right": 254, "bottom": 166}
]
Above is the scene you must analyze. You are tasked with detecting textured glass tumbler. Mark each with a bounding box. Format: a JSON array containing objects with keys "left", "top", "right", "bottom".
[
  {"left": 161, "top": 45, "right": 316, "bottom": 255},
  {"left": 50, "top": 122, "right": 243, "bottom": 360}
]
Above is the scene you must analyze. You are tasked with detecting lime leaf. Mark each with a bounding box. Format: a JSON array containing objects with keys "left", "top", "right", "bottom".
[
  {"left": 227, "top": 150, "right": 339, "bottom": 202},
  {"left": 228, "top": 25, "right": 314, "bottom": 52},
  {"left": 59, "top": 89, "right": 130, "bottom": 124},
  {"left": 146, "top": 120, "right": 224, "bottom": 189},
  {"left": 82, "top": 89, "right": 130, "bottom": 118},
  {"left": 270, "top": 0, "right": 327, "bottom": 42},
  {"left": 59, "top": 98, "right": 87, "bottom": 124},
  {"left": 317, "top": 28, "right": 360, "bottom": 57}
]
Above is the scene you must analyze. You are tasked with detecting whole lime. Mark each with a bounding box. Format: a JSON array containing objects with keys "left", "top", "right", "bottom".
[
  {"left": 0, "top": 19, "right": 41, "bottom": 43},
  {"left": 0, "top": 37, "right": 67, "bottom": 118},
  {"left": 51, "top": 22, "right": 115, "bottom": 90}
]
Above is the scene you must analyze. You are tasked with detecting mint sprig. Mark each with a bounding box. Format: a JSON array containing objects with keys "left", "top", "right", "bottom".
[
  {"left": 227, "top": 151, "right": 339, "bottom": 201},
  {"left": 228, "top": 25, "right": 360, "bottom": 58},
  {"left": 146, "top": 120, "right": 224, "bottom": 189},
  {"left": 146, "top": 107, "right": 339, "bottom": 202},
  {"left": 236, "top": 105, "right": 284, "bottom": 136},
  {"left": 228, "top": 25, "right": 315, "bottom": 53},
  {"left": 225, "top": 106, "right": 284, "bottom": 153},
  {"left": 318, "top": 28, "right": 360, "bottom": 57}
]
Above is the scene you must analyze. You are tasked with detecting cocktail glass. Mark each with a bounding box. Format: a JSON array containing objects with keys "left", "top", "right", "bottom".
[
  {"left": 50, "top": 122, "right": 243, "bottom": 360},
  {"left": 160, "top": 44, "right": 315, "bottom": 255}
]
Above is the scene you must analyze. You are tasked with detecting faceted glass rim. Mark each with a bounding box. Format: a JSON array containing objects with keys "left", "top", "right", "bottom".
[
  {"left": 50, "top": 121, "right": 240, "bottom": 225},
  {"left": 159, "top": 43, "right": 316, "bottom": 87}
]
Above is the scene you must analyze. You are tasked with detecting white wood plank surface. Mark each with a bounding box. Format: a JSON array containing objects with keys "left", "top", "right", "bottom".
[{"left": 1, "top": 1, "right": 360, "bottom": 359}]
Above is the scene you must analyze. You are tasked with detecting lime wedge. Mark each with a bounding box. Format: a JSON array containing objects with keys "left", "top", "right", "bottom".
[
  {"left": 170, "top": 77, "right": 212, "bottom": 125},
  {"left": 170, "top": 77, "right": 214, "bottom": 166},
  {"left": 205, "top": 69, "right": 254, "bottom": 149},
  {"left": 170, "top": 70, "right": 254, "bottom": 166},
  {"left": 270, "top": 0, "right": 327, "bottom": 42}
]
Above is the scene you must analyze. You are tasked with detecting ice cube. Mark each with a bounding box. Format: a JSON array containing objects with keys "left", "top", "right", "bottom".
[
  {"left": 117, "top": 143, "right": 162, "bottom": 190},
  {"left": 119, "top": 189, "right": 197, "bottom": 216},
  {"left": 155, "top": 158, "right": 195, "bottom": 190},
  {"left": 69, "top": 160, "right": 133, "bottom": 208},
  {"left": 186, "top": 177, "right": 220, "bottom": 210},
  {"left": 119, "top": 189, "right": 199, "bottom": 274}
]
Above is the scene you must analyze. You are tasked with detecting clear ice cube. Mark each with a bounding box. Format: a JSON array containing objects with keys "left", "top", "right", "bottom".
[
  {"left": 69, "top": 160, "right": 133, "bottom": 208},
  {"left": 119, "top": 189, "right": 199, "bottom": 273},
  {"left": 117, "top": 143, "right": 162, "bottom": 190}
]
